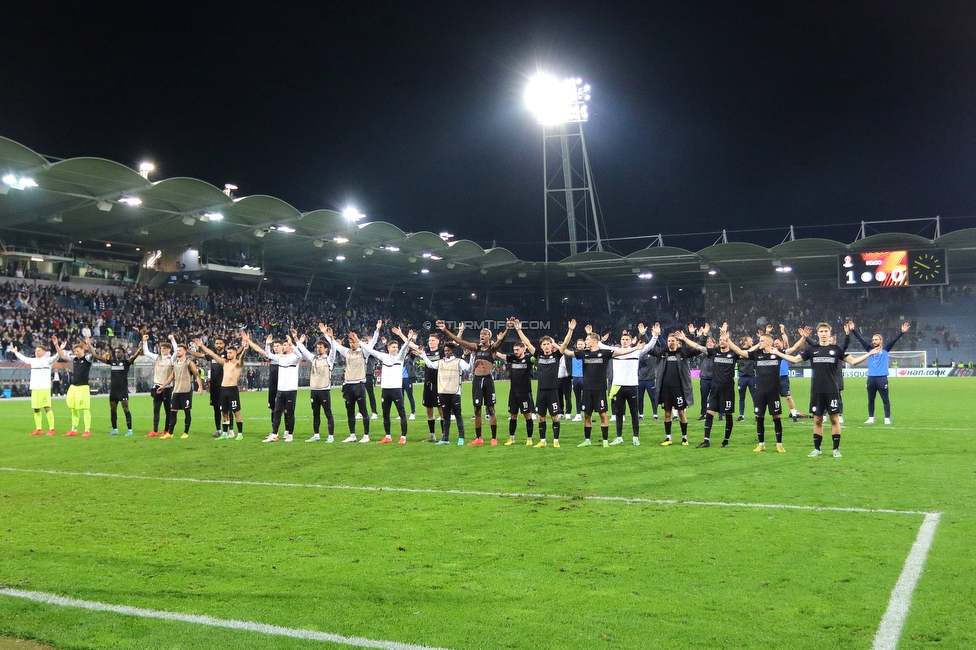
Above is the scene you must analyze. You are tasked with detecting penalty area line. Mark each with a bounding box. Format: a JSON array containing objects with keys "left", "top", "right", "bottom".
[
  {"left": 0, "top": 588, "right": 454, "bottom": 650},
  {"left": 0, "top": 467, "right": 935, "bottom": 516},
  {"left": 872, "top": 512, "right": 942, "bottom": 650}
]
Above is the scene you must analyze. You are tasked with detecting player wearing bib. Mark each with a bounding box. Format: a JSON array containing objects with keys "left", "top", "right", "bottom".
[
  {"left": 297, "top": 324, "right": 338, "bottom": 442},
  {"left": 194, "top": 336, "right": 249, "bottom": 439},
  {"left": 53, "top": 336, "right": 95, "bottom": 438},
  {"left": 166, "top": 343, "right": 203, "bottom": 439},
  {"left": 438, "top": 318, "right": 513, "bottom": 446},
  {"left": 326, "top": 321, "right": 380, "bottom": 443},
  {"left": 559, "top": 320, "right": 643, "bottom": 448},
  {"left": 94, "top": 345, "right": 141, "bottom": 436},
  {"left": 774, "top": 323, "right": 877, "bottom": 458},
  {"left": 750, "top": 334, "right": 786, "bottom": 452},
  {"left": 142, "top": 334, "right": 176, "bottom": 437},
  {"left": 514, "top": 322, "right": 574, "bottom": 448},
  {"left": 419, "top": 333, "right": 445, "bottom": 442},
  {"left": 644, "top": 324, "right": 703, "bottom": 446},
  {"left": 420, "top": 344, "right": 470, "bottom": 444},
  {"left": 362, "top": 326, "right": 414, "bottom": 444},
  {"left": 848, "top": 320, "right": 911, "bottom": 424},
  {"left": 9, "top": 342, "right": 57, "bottom": 436},
  {"left": 598, "top": 324, "right": 657, "bottom": 446}
]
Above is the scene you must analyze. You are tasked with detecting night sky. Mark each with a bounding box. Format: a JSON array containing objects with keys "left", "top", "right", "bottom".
[{"left": 5, "top": 2, "right": 976, "bottom": 259}]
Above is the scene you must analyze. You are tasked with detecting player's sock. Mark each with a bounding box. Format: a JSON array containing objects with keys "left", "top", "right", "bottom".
[
  {"left": 110, "top": 409, "right": 118, "bottom": 430},
  {"left": 509, "top": 420, "right": 517, "bottom": 437},
  {"left": 82, "top": 409, "right": 91, "bottom": 432},
  {"left": 428, "top": 419, "right": 435, "bottom": 434},
  {"left": 539, "top": 421, "right": 547, "bottom": 441},
  {"left": 584, "top": 426, "right": 592, "bottom": 440},
  {"left": 184, "top": 410, "right": 192, "bottom": 433},
  {"left": 552, "top": 420, "right": 560, "bottom": 440},
  {"left": 703, "top": 413, "right": 713, "bottom": 441},
  {"left": 491, "top": 424, "right": 497, "bottom": 439},
  {"left": 664, "top": 420, "right": 672, "bottom": 437},
  {"left": 237, "top": 421, "right": 244, "bottom": 434},
  {"left": 221, "top": 422, "right": 229, "bottom": 433},
  {"left": 832, "top": 434, "right": 841, "bottom": 450},
  {"left": 601, "top": 425, "right": 609, "bottom": 441},
  {"left": 680, "top": 421, "right": 688, "bottom": 438},
  {"left": 724, "top": 417, "right": 733, "bottom": 441},
  {"left": 756, "top": 416, "right": 765, "bottom": 444},
  {"left": 526, "top": 419, "right": 534, "bottom": 439},
  {"left": 34, "top": 411, "right": 42, "bottom": 431},
  {"left": 213, "top": 408, "right": 221, "bottom": 431},
  {"left": 475, "top": 426, "right": 482, "bottom": 440},
  {"left": 46, "top": 410, "right": 55, "bottom": 431},
  {"left": 773, "top": 417, "right": 783, "bottom": 443},
  {"left": 813, "top": 434, "right": 823, "bottom": 451},
  {"left": 71, "top": 409, "right": 80, "bottom": 431}
]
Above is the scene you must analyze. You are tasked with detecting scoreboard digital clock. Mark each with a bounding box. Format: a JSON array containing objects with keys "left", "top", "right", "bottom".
[{"left": 839, "top": 249, "right": 946, "bottom": 288}]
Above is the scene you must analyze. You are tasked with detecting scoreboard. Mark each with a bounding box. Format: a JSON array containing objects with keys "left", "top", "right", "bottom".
[{"left": 839, "top": 249, "right": 946, "bottom": 288}]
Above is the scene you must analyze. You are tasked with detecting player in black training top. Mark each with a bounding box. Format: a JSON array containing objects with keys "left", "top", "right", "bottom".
[
  {"left": 749, "top": 332, "right": 787, "bottom": 453},
  {"left": 558, "top": 319, "right": 643, "bottom": 448},
  {"left": 94, "top": 345, "right": 142, "bottom": 436},
  {"left": 644, "top": 323, "right": 704, "bottom": 446},
  {"left": 515, "top": 321, "right": 575, "bottom": 448},
  {"left": 496, "top": 322, "right": 536, "bottom": 446},
  {"left": 420, "top": 332, "right": 445, "bottom": 442},
  {"left": 773, "top": 322, "right": 877, "bottom": 458}
]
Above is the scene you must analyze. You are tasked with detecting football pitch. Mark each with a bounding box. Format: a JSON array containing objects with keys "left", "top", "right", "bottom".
[{"left": 0, "top": 378, "right": 973, "bottom": 649}]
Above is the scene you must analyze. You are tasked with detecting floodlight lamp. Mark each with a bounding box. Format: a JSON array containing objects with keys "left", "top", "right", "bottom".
[
  {"left": 708, "top": 269, "right": 718, "bottom": 276},
  {"left": 638, "top": 272, "right": 653, "bottom": 280},
  {"left": 2, "top": 174, "right": 37, "bottom": 190},
  {"left": 276, "top": 225, "right": 296, "bottom": 233},
  {"left": 335, "top": 255, "right": 346, "bottom": 261},
  {"left": 343, "top": 207, "right": 365, "bottom": 222},
  {"left": 429, "top": 254, "right": 442, "bottom": 261},
  {"left": 421, "top": 268, "right": 430, "bottom": 274},
  {"left": 203, "top": 212, "right": 224, "bottom": 221},
  {"left": 1, "top": 174, "right": 14, "bottom": 186},
  {"left": 384, "top": 245, "right": 400, "bottom": 252},
  {"left": 364, "top": 248, "right": 374, "bottom": 256},
  {"left": 119, "top": 196, "right": 142, "bottom": 206},
  {"left": 422, "top": 252, "right": 432, "bottom": 258},
  {"left": 333, "top": 236, "right": 349, "bottom": 243},
  {"left": 138, "top": 162, "right": 155, "bottom": 179},
  {"left": 439, "top": 231, "right": 454, "bottom": 240},
  {"left": 30, "top": 256, "right": 44, "bottom": 262},
  {"left": 526, "top": 73, "right": 591, "bottom": 124},
  {"left": 408, "top": 256, "right": 417, "bottom": 263}
]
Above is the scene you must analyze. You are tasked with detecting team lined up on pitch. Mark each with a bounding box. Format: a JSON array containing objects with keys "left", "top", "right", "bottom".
[{"left": 10, "top": 316, "right": 910, "bottom": 457}]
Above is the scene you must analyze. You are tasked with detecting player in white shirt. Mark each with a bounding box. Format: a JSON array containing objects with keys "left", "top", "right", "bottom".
[
  {"left": 362, "top": 326, "right": 415, "bottom": 444},
  {"left": 246, "top": 334, "right": 303, "bottom": 443},
  {"left": 9, "top": 341, "right": 57, "bottom": 435}
]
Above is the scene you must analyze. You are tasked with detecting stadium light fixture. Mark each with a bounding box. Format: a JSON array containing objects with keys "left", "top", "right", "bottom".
[
  {"left": 335, "top": 255, "right": 346, "bottom": 261},
  {"left": 439, "top": 231, "right": 454, "bottom": 241},
  {"left": 138, "top": 162, "right": 155, "bottom": 179},
  {"left": 775, "top": 265, "right": 793, "bottom": 273},
  {"left": 526, "top": 74, "right": 591, "bottom": 125},
  {"left": 119, "top": 196, "right": 142, "bottom": 206},
  {"left": 275, "top": 225, "right": 296, "bottom": 233},
  {"left": 223, "top": 183, "right": 237, "bottom": 197},
  {"left": 638, "top": 271, "right": 653, "bottom": 280},
  {"left": 343, "top": 207, "right": 365, "bottom": 222},
  {"left": 333, "top": 236, "right": 349, "bottom": 243},
  {"left": 708, "top": 269, "right": 718, "bottom": 276},
  {"left": 2, "top": 174, "right": 38, "bottom": 190},
  {"left": 201, "top": 211, "right": 223, "bottom": 221},
  {"left": 383, "top": 245, "right": 400, "bottom": 252},
  {"left": 421, "top": 268, "right": 430, "bottom": 274},
  {"left": 422, "top": 252, "right": 432, "bottom": 258},
  {"left": 30, "top": 256, "right": 44, "bottom": 262}
]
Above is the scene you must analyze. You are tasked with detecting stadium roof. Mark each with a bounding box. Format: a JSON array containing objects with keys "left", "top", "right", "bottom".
[{"left": 3, "top": 134, "right": 976, "bottom": 292}]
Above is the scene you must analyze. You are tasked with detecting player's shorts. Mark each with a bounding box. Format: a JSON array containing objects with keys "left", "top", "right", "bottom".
[
  {"left": 658, "top": 385, "right": 687, "bottom": 411},
  {"left": 310, "top": 388, "right": 332, "bottom": 411},
  {"left": 508, "top": 391, "right": 535, "bottom": 415},
  {"left": 209, "top": 386, "right": 221, "bottom": 407},
  {"left": 535, "top": 388, "right": 561, "bottom": 417},
  {"left": 438, "top": 393, "right": 462, "bottom": 413},
  {"left": 220, "top": 386, "right": 241, "bottom": 413},
  {"left": 31, "top": 388, "right": 51, "bottom": 410},
  {"left": 171, "top": 392, "right": 193, "bottom": 410},
  {"left": 779, "top": 376, "right": 791, "bottom": 398},
  {"left": 706, "top": 383, "right": 735, "bottom": 414},
  {"left": 753, "top": 390, "right": 782, "bottom": 417},
  {"left": 422, "top": 380, "right": 438, "bottom": 408},
  {"left": 809, "top": 392, "right": 841, "bottom": 417},
  {"left": 580, "top": 389, "right": 608, "bottom": 414},
  {"left": 109, "top": 388, "right": 130, "bottom": 402},
  {"left": 275, "top": 390, "right": 297, "bottom": 413},
  {"left": 471, "top": 375, "right": 496, "bottom": 408},
  {"left": 65, "top": 384, "right": 91, "bottom": 410}
]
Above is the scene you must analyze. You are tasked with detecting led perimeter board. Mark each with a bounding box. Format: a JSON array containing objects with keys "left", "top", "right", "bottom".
[{"left": 839, "top": 249, "right": 946, "bottom": 288}]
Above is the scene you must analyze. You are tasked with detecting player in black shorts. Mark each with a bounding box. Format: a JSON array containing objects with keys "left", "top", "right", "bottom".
[
  {"left": 420, "top": 332, "right": 445, "bottom": 442},
  {"left": 644, "top": 323, "right": 703, "bottom": 446},
  {"left": 497, "top": 323, "right": 536, "bottom": 446},
  {"left": 188, "top": 335, "right": 227, "bottom": 438},
  {"left": 559, "top": 320, "right": 643, "bottom": 448},
  {"left": 94, "top": 345, "right": 142, "bottom": 436},
  {"left": 773, "top": 322, "right": 877, "bottom": 458},
  {"left": 677, "top": 323, "right": 746, "bottom": 449},
  {"left": 439, "top": 318, "right": 513, "bottom": 446},
  {"left": 750, "top": 332, "right": 787, "bottom": 452},
  {"left": 515, "top": 323, "right": 574, "bottom": 448}
]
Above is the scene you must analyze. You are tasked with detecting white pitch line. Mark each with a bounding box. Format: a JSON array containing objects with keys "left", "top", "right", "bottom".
[
  {"left": 0, "top": 588, "right": 454, "bottom": 650},
  {"left": 872, "top": 512, "right": 942, "bottom": 650},
  {"left": 0, "top": 467, "right": 936, "bottom": 515}
]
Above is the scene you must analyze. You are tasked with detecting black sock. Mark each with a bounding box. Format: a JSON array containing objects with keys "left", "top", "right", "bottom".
[
  {"left": 236, "top": 421, "right": 243, "bottom": 433},
  {"left": 584, "top": 426, "right": 592, "bottom": 440},
  {"left": 832, "top": 434, "right": 841, "bottom": 450},
  {"left": 756, "top": 417, "right": 765, "bottom": 443},
  {"left": 773, "top": 417, "right": 783, "bottom": 443},
  {"left": 526, "top": 419, "right": 534, "bottom": 439},
  {"left": 428, "top": 419, "right": 435, "bottom": 434},
  {"left": 680, "top": 421, "right": 688, "bottom": 439},
  {"left": 124, "top": 410, "right": 132, "bottom": 429},
  {"left": 539, "top": 421, "right": 547, "bottom": 441},
  {"left": 601, "top": 425, "right": 609, "bottom": 441},
  {"left": 664, "top": 420, "right": 672, "bottom": 437},
  {"left": 491, "top": 424, "right": 497, "bottom": 439},
  {"left": 475, "top": 426, "right": 482, "bottom": 440},
  {"left": 703, "top": 414, "right": 713, "bottom": 440},
  {"left": 814, "top": 434, "right": 823, "bottom": 450},
  {"left": 509, "top": 419, "right": 517, "bottom": 437},
  {"left": 552, "top": 420, "right": 560, "bottom": 440},
  {"left": 724, "top": 417, "right": 733, "bottom": 441}
]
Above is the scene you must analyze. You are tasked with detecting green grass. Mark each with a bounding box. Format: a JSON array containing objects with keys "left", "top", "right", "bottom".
[{"left": 0, "top": 379, "right": 974, "bottom": 649}]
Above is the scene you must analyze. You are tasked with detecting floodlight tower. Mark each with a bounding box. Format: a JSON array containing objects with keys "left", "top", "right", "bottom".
[{"left": 526, "top": 74, "right": 604, "bottom": 262}]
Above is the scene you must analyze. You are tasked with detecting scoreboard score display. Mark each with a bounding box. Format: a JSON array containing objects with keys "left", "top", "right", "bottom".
[{"left": 839, "top": 249, "right": 946, "bottom": 288}]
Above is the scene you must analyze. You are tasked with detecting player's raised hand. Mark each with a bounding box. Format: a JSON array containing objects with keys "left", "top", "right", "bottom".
[
  {"left": 651, "top": 322, "right": 661, "bottom": 337},
  {"left": 318, "top": 322, "right": 328, "bottom": 333},
  {"left": 435, "top": 319, "right": 446, "bottom": 331},
  {"left": 637, "top": 322, "right": 647, "bottom": 336},
  {"left": 391, "top": 326, "right": 403, "bottom": 337},
  {"left": 514, "top": 319, "right": 522, "bottom": 330},
  {"left": 266, "top": 334, "right": 274, "bottom": 345},
  {"left": 376, "top": 320, "right": 383, "bottom": 330},
  {"left": 568, "top": 319, "right": 577, "bottom": 330},
  {"left": 901, "top": 322, "right": 911, "bottom": 333},
  {"left": 765, "top": 324, "right": 773, "bottom": 334},
  {"left": 584, "top": 324, "right": 593, "bottom": 335},
  {"left": 701, "top": 323, "right": 711, "bottom": 336}
]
